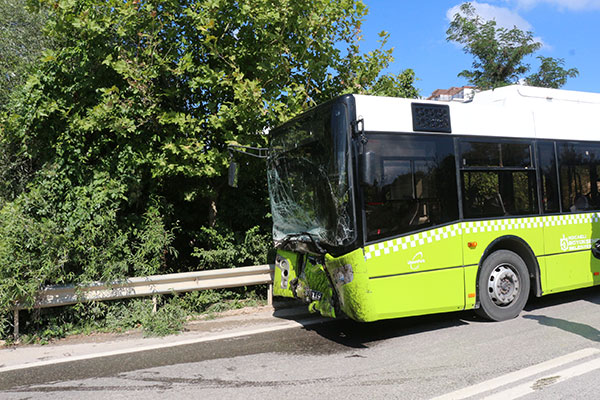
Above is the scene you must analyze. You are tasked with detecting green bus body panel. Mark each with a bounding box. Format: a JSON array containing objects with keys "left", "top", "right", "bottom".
[
  {"left": 461, "top": 217, "right": 545, "bottom": 267},
  {"left": 361, "top": 224, "right": 465, "bottom": 321},
  {"left": 542, "top": 213, "right": 600, "bottom": 293},
  {"left": 464, "top": 264, "right": 478, "bottom": 309},
  {"left": 274, "top": 213, "right": 600, "bottom": 322},
  {"left": 364, "top": 225, "right": 463, "bottom": 278},
  {"left": 545, "top": 252, "right": 597, "bottom": 293},
  {"left": 368, "top": 268, "right": 464, "bottom": 320}
]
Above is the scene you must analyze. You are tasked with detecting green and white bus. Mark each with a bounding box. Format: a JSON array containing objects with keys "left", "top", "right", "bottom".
[{"left": 267, "top": 85, "right": 600, "bottom": 322}]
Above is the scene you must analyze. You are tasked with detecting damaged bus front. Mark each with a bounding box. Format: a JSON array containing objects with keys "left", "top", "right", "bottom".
[{"left": 267, "top": 95, "right": 371, "bottom": 320}]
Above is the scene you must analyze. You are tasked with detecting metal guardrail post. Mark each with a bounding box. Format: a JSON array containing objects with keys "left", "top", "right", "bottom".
[
  {"left": 13, "top": 309, "right": 19, "bottom": 341},
  {"left": 152, "top": 295, "right": 158, "bottom": 313},
  {"left": 267, "top": 283, "right": 273, "bottom": 306}
]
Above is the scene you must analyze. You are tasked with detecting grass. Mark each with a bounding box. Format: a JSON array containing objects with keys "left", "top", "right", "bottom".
[{"left": 1, "top": 287, "right": 267, "bottom": 344}]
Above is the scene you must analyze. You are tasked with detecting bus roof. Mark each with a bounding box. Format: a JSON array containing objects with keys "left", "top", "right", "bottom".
[{"left": 354, "top": 85, "right": 600, "bottom": 142}]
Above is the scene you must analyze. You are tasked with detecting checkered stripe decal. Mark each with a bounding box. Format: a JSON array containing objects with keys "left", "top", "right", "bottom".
[
  {"left": 543, "top": 213, "right": 600, "bottom": 225},
  {"left": 363, "top": 213, "right": 600, "bottom": 261},
  {"left": 364, "top": 225, "right": 461, "bottom": 260}
]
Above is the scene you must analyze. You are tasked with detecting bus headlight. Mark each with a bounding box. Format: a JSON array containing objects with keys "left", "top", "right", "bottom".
[{"left": 276, "top": 255, "right": 290, "bottom": 289}]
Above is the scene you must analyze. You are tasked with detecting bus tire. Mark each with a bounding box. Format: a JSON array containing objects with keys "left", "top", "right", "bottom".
[{"left": 476, "top": 249, "right": 530, "bottom": 322}]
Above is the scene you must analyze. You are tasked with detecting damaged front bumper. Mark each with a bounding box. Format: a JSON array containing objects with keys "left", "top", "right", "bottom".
[
  {"left": 273, "top": 248, "right": 376, "bottom": 321},
  {"left": 274, "top": 251, "right": 338, "bottom": 318}
]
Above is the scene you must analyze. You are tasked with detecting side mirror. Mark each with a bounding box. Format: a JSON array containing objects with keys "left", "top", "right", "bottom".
[
  {"left": 228, "top": 160, "right": 238, "bottom": 187},
  {"left": 226, "top": 144, "right": 269, "bottom": 187},
  {"left": 359, "top": 151, "right": 381, "bottom": 186}
]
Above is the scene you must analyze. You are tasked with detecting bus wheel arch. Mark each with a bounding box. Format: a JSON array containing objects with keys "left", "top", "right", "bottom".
[{"left": 474, "top": 236, "right": 540, "bottom": 321}]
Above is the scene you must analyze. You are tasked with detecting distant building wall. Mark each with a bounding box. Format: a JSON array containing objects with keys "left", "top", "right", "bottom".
[{"left": 428, "top": 86, "right": 478, "bottom": 102}]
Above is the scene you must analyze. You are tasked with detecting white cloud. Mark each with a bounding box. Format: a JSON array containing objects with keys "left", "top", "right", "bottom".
[
  {"left": 515, "top": 0, "right": 600, "bottom": 11},
  {"left": 447, "top": 2, "right": 532, "bottom": 31}
]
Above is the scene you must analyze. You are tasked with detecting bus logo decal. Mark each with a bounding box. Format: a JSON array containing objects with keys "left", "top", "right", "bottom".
[
  {"left": 559, "top": 234, "right": 599, "bottom": 252},
  {"left": 408, "top": 252, "right": 425, "bottom": 270},
  {"left": 560, "top": 235, "right": 569, "bottom": 251}
]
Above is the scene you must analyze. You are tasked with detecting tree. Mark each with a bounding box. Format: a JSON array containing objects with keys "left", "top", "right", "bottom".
[
  {"left": 0, "top": 0, "right": 418, "bottom": 327},
  {"left": 525, "top": 56, "right": 579, "bottom": 89},
  {"left": 0, "top": 0, "right": 51, "bottom": 110},
  {"left": 447, "top": 3, "right": 577, "bottom": 90}
]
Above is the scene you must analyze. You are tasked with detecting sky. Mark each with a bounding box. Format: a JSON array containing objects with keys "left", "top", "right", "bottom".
[{"left": 360, "top": 0, "right": 600, "bottom": 98}]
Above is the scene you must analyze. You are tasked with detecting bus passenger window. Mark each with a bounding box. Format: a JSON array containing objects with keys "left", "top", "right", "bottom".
[
  {"left": 558, "top": 142, "right": 600, "bottom": 212},
  {"left": 361, "top": 134, "right": 458, "bottom": 242},
  {"left": 383, "top": 160, "right": 412, "bottom": 200},
  {"left": 459, "top": 138, "right": 538, "bottom": 219},
  {"left": 462, "top": 170, "right": 538, "bottom": 218},
  {"left": 537, "top": 141, "right": 560, "bottom": 213}
]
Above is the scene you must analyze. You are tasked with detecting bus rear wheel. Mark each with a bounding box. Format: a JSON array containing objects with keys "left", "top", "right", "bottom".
[{"left": 476, "top": 249, "right": 530, "bottom": 322}]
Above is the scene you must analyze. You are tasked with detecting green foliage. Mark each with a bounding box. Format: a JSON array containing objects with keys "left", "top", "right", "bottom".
[
  {"left": 140, "top": 301, "right": 187, "bottom": 337},
  {"left": 12, "top": 299, "right": 183, "bottom": 341},
  {"left": 0, "top": 0, "right": 51, "bottom": 110},
  {"left": 0, "top": 0, "right": 418, "bottom": 337},
  {"left": 8, "top": 290, "right": 264, "bottom": 342},
  {"left": 0, "top": 165, "right": 175, "bottom": 337},
  {"left": 178, "top": 289, "right": 263, "bottom": 314},
  {"left": 334, "top": 31, "right": 420, "bottom": 98},
  {"left": 525, "top": 56, "right": 579, "bottom": 89},
  {"left": 101, "top": 298, "right": 187, "bottom": 337},
  {"left": 447, "top": 3, "right": 577, "bottom": 90},
  {"left": 447, "top": 3, "right": 540, "bottom": 89},
  {"left": 191, "top": 225, "right": 273, "bottom": 269}
]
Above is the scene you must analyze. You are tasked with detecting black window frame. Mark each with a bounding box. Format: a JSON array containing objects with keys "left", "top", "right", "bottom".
[
  {"left": 458, "top": 137, "right": 539, "bottom": 219},
  {"left": 359, "top": 132, "right": 459, "bottom": 245},
  {"left": 458, "top": 137, "right": 535, "bottom": 170},
  {"left": 536, "top": 140, "right": 561, "bottom": 214},
  {"left": 356, "top": 133, "right": 600, "bottom": 247},
  {"left": 555, "top": 140, "right": 600, "bottom": 213}
]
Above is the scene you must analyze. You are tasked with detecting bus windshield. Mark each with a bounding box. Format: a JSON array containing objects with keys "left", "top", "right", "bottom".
[{"left": 267, "top": 102, "right": 356, "bottom": 252}]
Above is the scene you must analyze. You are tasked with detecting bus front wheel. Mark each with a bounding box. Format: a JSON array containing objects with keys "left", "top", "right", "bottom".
[{"left": 476, "top": 250, "right": 530, "bottom": 321}]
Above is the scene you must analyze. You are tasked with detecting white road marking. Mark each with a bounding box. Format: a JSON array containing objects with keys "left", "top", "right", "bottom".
[
  {"left": 0, "top": 317, "right": 326, "bottom": 373},
  {"left": 484, "top": 356, "right": 600, "bottom": 399},
  {"left": 431, "top": 347, "right": 600, "bottom": 400}
]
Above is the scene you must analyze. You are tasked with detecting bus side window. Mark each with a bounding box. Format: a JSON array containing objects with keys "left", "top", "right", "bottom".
[
  {"left": 459, "top": 139, "right": 538, "bottom": 219},
  {"left": 362, "top": 134, "right": 458, "bottom": 242},
  {"left": 558, "top": 142, "right": 600, "bottom": 212},
  {"left": 537, "top": 141, "right": 560, "bottom": 213},
  {"left": 383, "top": 160, "right": 412, "bottom": 200}
]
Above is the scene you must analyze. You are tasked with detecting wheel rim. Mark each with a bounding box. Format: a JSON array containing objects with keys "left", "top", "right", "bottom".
[{"left": 487, "top": 264, "right": 520, "bottom": 307}]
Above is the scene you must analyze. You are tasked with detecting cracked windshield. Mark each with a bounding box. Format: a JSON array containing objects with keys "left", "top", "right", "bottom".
[{"left": 267, "top": 102, "right": 355, "bottom": 251}]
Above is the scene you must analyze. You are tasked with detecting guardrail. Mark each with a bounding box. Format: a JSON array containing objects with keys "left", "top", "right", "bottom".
[{"left": 12, "top": 264, "right": 275, "bottom": 339}]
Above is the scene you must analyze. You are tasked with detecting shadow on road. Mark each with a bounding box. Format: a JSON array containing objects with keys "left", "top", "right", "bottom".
[
  {"left": 519, "top": 282, "right": 600, "bottom": 342},
  {"left": 523, "top": 314, "right": 600, "bottom": 342},
  {"left": 274, "top": 284, "right": 600, "bottom": 350},
  {"left": 286, "top": 310, "right": 472, "bottom": 350},
  {"left": 524, "top": 285, "right": 600, "bottom": 312}
]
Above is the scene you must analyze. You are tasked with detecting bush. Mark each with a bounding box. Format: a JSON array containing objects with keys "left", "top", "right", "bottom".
[
  {"left": 5, "top": 289, "right": 266, "bottom": 342},
  {"left": 0, "top": 167, "right": 176, "bottom": 338},
  {"left": 191, "top": 225, "right": 274, "bottom": 270}
]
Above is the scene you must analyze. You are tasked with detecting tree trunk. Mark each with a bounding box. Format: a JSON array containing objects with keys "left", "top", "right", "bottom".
[{"left": 208, "top": 198, "right": 217, "bottom": 228}]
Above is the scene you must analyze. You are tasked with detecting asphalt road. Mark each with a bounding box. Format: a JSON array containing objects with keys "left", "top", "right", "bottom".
[{"left": 4, "top": 287, "right": 600, "bottom": 399}]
